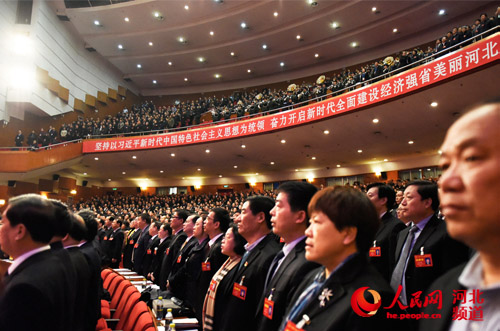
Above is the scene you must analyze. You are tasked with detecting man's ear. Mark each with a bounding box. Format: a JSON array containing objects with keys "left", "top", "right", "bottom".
[
  {"left": 342, "top": 227, "right": 357, "bottom": 246},
  {"left": 14, "top": 224, "right": 27, "bottom": 241},
  {"left": 295, "top": 210, "right": 307, "bottom": 225}
]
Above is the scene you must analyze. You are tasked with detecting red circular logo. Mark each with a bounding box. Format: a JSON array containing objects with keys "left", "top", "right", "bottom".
[{"left": 350, "top": 287, "right": 382, "bottom": 317}]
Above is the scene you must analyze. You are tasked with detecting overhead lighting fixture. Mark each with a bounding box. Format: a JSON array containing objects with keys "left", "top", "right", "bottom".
[
  {"left": 372, "top": 7, "right": 380, "bottom": 13},
  {"left": 408, "top": 140, "right": 414, "bottom": 145},
  {"left": 393, "top": 28, "right": 398, "bottom": 33},
  {"left": 184, "top": 5, "right": 189, "bottom": 10},
  {"left": 311, "top": 156, "right": 316, "bottom": 160},
  {"left": 148, "top": 41, "right": 153, "bottom": 46},
  {"left": 357, "top": 149, "right": 363, "bottom": 153},
  {"left": 234, "top": 165, "right": 238, "bottom": 168},
  {"left": 280, "top": 139, "right": 286, "bottom": 144},
  {"left": 198, "top": 57, "right": 205, "bottom": 62},
  {"left": 83, "top": 172, "right": 87, "bottom": 175},
  {"left": 270, "top": 161, "right": 275, "bottom": 165},
  {"left": 168, "top": 61, "right": 173, "bottom": 66},
  {"left": 262, "top": 44, "right": 268, "bottom": 50},
  {"left": 137, "top": 64, "right": 142, "bottom": 69},
  {"left": 438, "top": 150, "right": 443, "bottom": 155},
  {"left": 209, "top": 31, "right": 214, "bottom": 36},
  {"left": 108, "top": 179, "right": 111, "bottom": 181},
  {"left": 336, "top": 164, "right": 341, "bottom": 168},
  {"left": 280, "top": 62, "right": 285, "bottom": 67},
  {"left": 241, "top": 144, "right": 246, "bottom": 148},
  {"left": 430, "top": 101, "right": 438, "bottom": 107},
  {"left": 274, "top": 11, "right": 278, "bottom": 17},
  {"left": 214, "top": 74, "right": 221, "bottom": 79},
  {"left": 438, "top": 9, "right": 446, "bottom": 16},
  {"left": 132, "top": 155, "right": 137, "bottom": 159},
  {"left": 197, "top": 168, "right": 201, "bottom": 171},
  {"left": 295, "top": 169, "right": 299, "bottom": 172},
  {"left": 219, "top": 174, "right": 223, "bottom": 178},
  {"left": 153, "top": 11, "right": 163, "bottom": 20},
  {"left": 94, "top": 157, "right": 99, "bottom": 160},
  {"left": 124, "top": 17, "right": 129, "bottom": 22},
  {"left": 331, "top": 22, "right": 339, "bottom": 29},
  {"left": 308, "top": 0, "right": 318, "bottom": 7},
  {"left": 122, "top": 171, "right": 126, "bottom": 175},
  {"left": 372, "top": 118, "right": 379, "bottom": 123},
  {"left": 315, "top": 53, "right": 319, "bottom": 58},
  {"left": 94, "top": 20, "right": 100, "bottom": 26},
  {"left": 240, "top": 22, "right": 247, "bottom": 29},
  {"left": 152, "top": 80, "right": 157, "bottom": 84},
  {"left": 160, "top": 170, "right": 164, "bottom": 173},
  {"left": 171, "top": 153, "right": 175, "bottom": 157},
  {"left": 247, "top": 69, "right": 251, "bottom": 73},
  {"left": 117, "top": 44, "right": 123, "bottom": 50},
  {"left": 351, "top": 42, "right": 358, "bottom": 48},
  {"left": 296, "top": 35, "right": 302, "bottom": 40},
  {"left": 323, "top": 130, "right": 330, "bottom": 134},
  {"left": 178, "top": 36, "right": 186, "bottom": 44},
  {"left": 205, "top": 149, "right": 210, "bottom": 153},
  {"left": 230, "top": 51, "right": 235, "bottom": 56},
  {"left": 384, "top": 159, "right": 388, "bottom": 162},
  {"left": 184, "top": 77, "right": 188, "bottom": 82}
]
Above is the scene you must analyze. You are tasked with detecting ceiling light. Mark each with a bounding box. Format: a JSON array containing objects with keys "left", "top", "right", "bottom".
[
  {"left": 255, "top": 173, "right": 259, "bottom": 175},
  {"left": 323, "top": 130, "right": 330, "bottom": 134},
  {"left": 160, "top": 170, "right": 164, "bottom": 173},
  {"left": 171, "top": 153, "right": 175, "bottom": 157},
  {"left": 358, "top": 149, "right": 363, "bottom": 153},
  {"left": 295, "top": 169, "right": 299, "bottom": 172},
  {"left": 83, "top": 172, "right": 87, "bottom": 175},
  {"left": 132, "top": 155, "right": 137, "bottom": 159},
  {"left": 117, "top": 44, "right": 123, "bottom": 49},
  {"left": 94, "top": 20, "right": 100, "bottom": 26},
  {"left": 108, "top": 179, "right": 111, "bottom": 181},
  {"left": 184, "top": 78, "right": 188, "bottom": 81},
  {"left": 198, "top": 57, "right": 205, "bottom": 62},
  {"left": 438, "top": 9, "right": 446, "bottom": 16},
  {"left": 274, "top": 12, "right": 278, "bottom": 17},
  {"left": 311, "top": 156, "right": 316, "bottom": 160},
  {"left": 137, "top": 64, "right": 142, "bottom": 69},
  {"left": 215, "top": 74, "right": 221, "bottom": 79},
  {"left": 280, "top": 139, "right": 286, "bottom": 144},
  {"left": 262, "top": 44, "right": 268, "bottom": 50},
  {"left": 219, "top": 175, "right": 222, "bottom": 178},
  {"left": 296, "top": 35, "right": 301, "bottom": 40},
  {"left": 122, "top": 171, "right": 126, "bottom": 175},
  {"left": 270, "top": 161, "right": 275, "bottom": 165},
  {"left": 205, "top": 149, "right": 210, "bottom": 153},
  {"left": 154, "top": 11, "right": 160, "bottom": 17},
  {"left": 124, "top": 17, "right": 129, "bottom": 22},
  {"left": 384, "top": 159, "right": 388, "bottom": 162},
  {"left": 393, "top": 28, "right": 398, "bottom": 33},
  {"left": 241, "top": 144, "right": 246, "bottom": 148},
  {"left": 430, "top": 101, "right": 438, "bottom": 107},
  {"left": 168, "top": 61, "right": 172, "bottom": 66},
  {"left": 315, "top": 53, "right": 319, "bottom": 58},
  {"left": 94, "top": 157, "right": 99, "bottom": 160},
  {"left": 331, "top": 22, "right": 339, "bottom": 29},
  {"left": 209, "top": 31, "right": 214, "bottom": 36},
  {"left": 234, "top": 165, "right": 238, "bottom": 168},
  {"left": 240, "top": 22, "right": 247, "bottom": 29},
  {"left": 351, "top": 42, "right": 358, "bottom": 48},
  {"left": 308, "top": 0, "right": 318, "bottom": 6},
  {"left": 178, "top": 37, "right": 186, "bottom": 43},
  {"left": 372, "top": 7, "right": 377, "bottom": 12},
  {"left": 148, "top": 41, "right": 153, "bottom": 46},
  {"left": 408, "top": 140, "right": 414, "bottom": 144},
  {"left": 197, "top": 168, "right": 201, "bottom": 171},
  {"left": 247, "top": 69, "right": 251, "bottom": 73},
  {"left": 280, "top": 62, "right": 285, "bottom": 67},
  {"left": 230, "top": 51, "right": 235, "bottom": 56},
  {"left": 184, "top": 5, "right": 189, "bottom": 10},
  {"left": 372, "top": 118, "right": 379, "bottom": 123},
  {"left": 152, "top": 80, "right": 157, "bottom": 84},
  {"left": 438, "top": 150, "right": 443, "bottom": 155},
  {"left": 336, "top": 164, "right": 341, "bottom": 168}
]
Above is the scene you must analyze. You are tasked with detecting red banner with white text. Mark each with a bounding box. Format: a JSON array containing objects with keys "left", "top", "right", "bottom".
[{"left": 83, "top": 33, "right": 500, "bottom": 153}]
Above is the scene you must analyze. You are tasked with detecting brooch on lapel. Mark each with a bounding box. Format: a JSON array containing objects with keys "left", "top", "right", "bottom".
[{"left": 318, "top": 288, "right": 333, "bottom": 307}]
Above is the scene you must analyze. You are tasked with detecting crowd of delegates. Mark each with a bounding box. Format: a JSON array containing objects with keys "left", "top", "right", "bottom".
[
  {"left": 1, "top": 97, "right": 499, "bottom": 331},
  {"left": 13, "top": 9, "right": 499, "bottom": 147}
]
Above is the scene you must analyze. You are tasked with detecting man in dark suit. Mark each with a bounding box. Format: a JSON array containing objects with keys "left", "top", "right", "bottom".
[
  {"left": 143, "top": 221, "right": 161, "bottom": 278},
  {"left": 366, "top": 183, "right": 406, "bottom": 281},
  {"left": 390, "top": 181, "right": 469, "bottom": 309},
  {"left": 77, "top": 209, "right": 103, "bottom": 331},
  {"left": 256, "top": 181, "right": 320, "bottom": 331},
  {"left": 133, "top": 213, "right": 152, "bottom": 276},
  {"left": 108, "top": 219, "right": 124, "bottom": 268},
  {"left": 219, "top": 196, "right": 281, "bottom": 331},
  {"left": 149, "top": 223, "right": 172, "bottom": 282},
  {"left": 123, "top": 218, "right": 140, "bottom": 269},
  {"left": 159, "top": 209, "right": 188, "bottom": 290},
  {"left": 419, "top": 100, "right": 500, "bottom": 330},
  {"left": 0, "top": 194, "right": 74, "bottom": 331},
  {"left": 62, "top": 213, "right": 92, "bottom": 331}
]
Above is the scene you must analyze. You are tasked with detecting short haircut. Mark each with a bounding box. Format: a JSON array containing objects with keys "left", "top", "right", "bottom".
[
  {"left": 140, "top": 213, "right": 151, "bottom": 224},
  {"left": 161, "top": 223, "right": 172, "bottom": 236},
  {"left": 116, "top": 220, "right": 123, "bottom": 227},
  {"left": 211, "top": 208, "right": 230, "bottom": 233},
  {"left": 245, "top": 195, "right": 275, "bottom": 229},
  {"left": 78, "top": 209, "right": 98, "bottom": 241},
  {"left": 49, "top": 199, "right": 72, "bottom": 238},
  {"left": 308, "top": 186, "right": 379, "bottom": 253},
  {"left": 151, "top": 221, "right": 161, "bottom": 231},
  {"left": 406, "top": 180, "right": 440, "bottom": 211},
  {"left": 6, "top": 194, "right": 56, "bottom": 243},
  {"left": 366, "top": 182, "right": 396, "bottom": 210},
  {"left": 277, "top": 181, "right": 318, "bottom": 219},
  {"left": 174, "top": 209, "right": 189, "bottom": 222},
  {"left": 229, "top": 223, "right": 247, "bottom": 256},
  {"left": 68, "top": 213, "right": 87, "bottom": 242}
]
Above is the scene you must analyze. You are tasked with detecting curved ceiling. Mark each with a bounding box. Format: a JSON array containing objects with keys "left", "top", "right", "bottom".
[{"left": 49, "top": 0, "right": 497, "bottom": 95}]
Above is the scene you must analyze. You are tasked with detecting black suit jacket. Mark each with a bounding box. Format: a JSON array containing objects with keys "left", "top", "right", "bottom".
[
  {"left": 418, "top": 263, "right": 466, "bottom": 331},
  {"left": 80, "top": 241, "right": 103, "bottom": 331},
  {"left": 159, "top": 230, "right": 187, "bottom": 290},
  {"left": 0, "top": 249, "right": 75, "bottom": 331},
  {"left": 218, "top": 233, "right": 281, "bottom": 331},
  {"left": 168, "top": 236, "right": 199, "bottom": 298},
  {"left": 282, "top": 253, "right": 405, "bottom": 331},
  {"left": 142, "top": 235, "right": 160, "bottom": 277},
  {"left": 123, "top": 228, "right": 140, "bottom": 269},
  {"left": 67, "top": 246, "right": 91, "bottom": 331},
  {"left": 133, "top": 225, "right": 152, "bottom": 275},
  {"left": 393, "top": 215, "right": 470, "bottom": 310},
  {"left": 256, "top": 238, "right": 320, "bottom": 331},
  {"left": 108, "top": 228, "right": 124, "bottom": 265},
  {"left": 151, "top": 236, "right": 171, "bottom": 281},
  {"left": 369, "top": 212, "right": 406, "bottom": 281}
]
